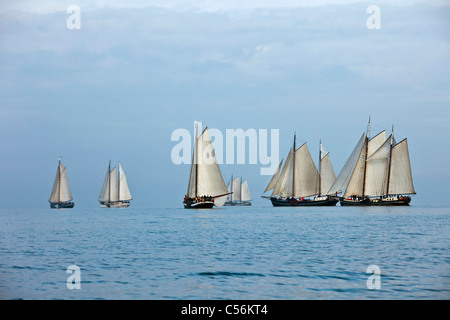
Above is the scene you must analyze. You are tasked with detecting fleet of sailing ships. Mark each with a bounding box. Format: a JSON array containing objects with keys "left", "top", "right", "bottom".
[{"left": 49, "top": 119, "right": 416, "bottom": 209}]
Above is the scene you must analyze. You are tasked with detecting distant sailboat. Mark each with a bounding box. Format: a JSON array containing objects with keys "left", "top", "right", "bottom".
[
  {"left": 327, "top": 117, "right": 415, "bottom": 206},
  {"left": 225, "top": 175, "right": 252, "bottom": 206},
  {"left": 98, "top": 161, "right": 132, "bottom": 208},
  {"left": 262, "top": 134, "right": 339, "bottom": 206},
  {"left": 183, "top": 124, "right": 230, "bottom": 209},
  {"left": 49, "top": 158, "right": 74, "bottom": 209}
]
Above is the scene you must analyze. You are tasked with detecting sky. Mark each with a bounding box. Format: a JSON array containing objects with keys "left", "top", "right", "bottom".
[{"left": 0, "top": 0, "right": 449, "bottom": 208}]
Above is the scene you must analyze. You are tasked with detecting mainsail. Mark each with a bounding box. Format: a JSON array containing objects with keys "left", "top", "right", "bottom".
[
  {"left": 187, "top": 127, "right": 229, "bottom": 207},
  {"left": 49, "top": 161, "right": 73, "bottom": 203}
]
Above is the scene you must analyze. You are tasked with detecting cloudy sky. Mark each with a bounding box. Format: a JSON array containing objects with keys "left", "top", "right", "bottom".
[{"left": 0, "top": 0, "right": 449, "bottom": 208}]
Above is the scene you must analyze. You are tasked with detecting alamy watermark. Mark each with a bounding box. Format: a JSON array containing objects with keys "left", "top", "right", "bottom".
[
  {"left": 366, "top": 265, "right": 381, "bottom": 290},
  {"left": 66, "top": 265, "right": 81, "bottom": 290},
  {"left": 367, "top": 5, "right": 381, "bottom": 30},
  {"left": 66, "top": 5, "right": 81, "bottom": 30},
  {"left": 171, "top": 121, "right": 279, "bottom": 176}
]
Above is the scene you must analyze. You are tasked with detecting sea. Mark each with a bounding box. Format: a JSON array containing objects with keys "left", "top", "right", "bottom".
[{"left": 0, "top": 204, "right": 449, "bottom": 300}]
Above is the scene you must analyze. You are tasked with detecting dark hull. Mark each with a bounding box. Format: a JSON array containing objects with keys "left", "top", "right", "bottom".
[
  {"left": 339, "top": 197, "right": 370, "bottom": 206},
  {"left": 50, "top": 202, "right": 74, "bottom": 209},
  {"left": 270, "top": 197, "right": 339, "bottom": 207},
  {"left": 369, "top": 197, "right": 411, "bottom": 206},
  {"left": 184, "top": 201, "right": 215, "bottom": 209}
]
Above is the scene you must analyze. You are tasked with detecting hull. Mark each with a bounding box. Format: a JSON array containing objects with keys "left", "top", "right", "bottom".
[
  {"left": 270, "top": 196, "right": 339, "bottom": 207},
  {"left": 184, "top": 200, "right": 215, "bottom": 209},
  {"left": 369, "top": 196, "right": 411, "bottom": 206},
  {"left": 100, "top": 201, "right": 131, "bottom": 208},
  {"left": 50, "top": 202, "right": 74, "bottom": 209},
  {"left": 224, "top": 201, "right": 251, "bottom": 206},
  {"left": 339, "top": 197, "right": 370, "bottom": 206}
]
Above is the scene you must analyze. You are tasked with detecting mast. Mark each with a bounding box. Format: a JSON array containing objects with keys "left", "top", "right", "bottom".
[
  {"left": 194, "top": 123, "right": 198, "bottom": 198},
  {"left": 108, "top": 160, "right": 111, "bottom": 202},
  {"left": 58, "top": 158, "right": 62, "bottom": 203},
  {"left": 386, "top": 125, "right": 394, "bottom": 195},
  {"left": 118, "top": 161, "right": 120, "bottom": 201},
  {"left": 292, "top": 132, "right": 296, "bottom": 197},
  {"left": 361, "top": 116, "right": 370, "bottom": 198},
  {"left": 318, "top": 140, "right": 322, "bottom": 196}
]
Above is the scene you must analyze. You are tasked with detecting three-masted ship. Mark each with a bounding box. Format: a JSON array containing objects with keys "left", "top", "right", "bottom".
[
  {"left": 49, "top": 158, "right": 74, "bottom": 209},
  {"left": 183, "top": 124, "right": 230, "bottom": 209},
  {"left": 98, "top": 161, "right": 132, "bottom": 208},
  {"left": 327, "top": 118, "right": 415, "bottom": 206},
  {"left": 224, "top": 176, "right": 252, "bottom": 206},
  {"left": 262, "top": 134, "right": 339, "bottom": 206}
]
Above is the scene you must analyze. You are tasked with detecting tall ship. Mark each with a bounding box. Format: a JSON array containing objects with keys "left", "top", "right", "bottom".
[
  {"left": 327, "top": 118, "right": 415, "bottom": 206},
  {"left": 99, "top": 161, "right": 132, "bottom": 208},
  {"left": 262, "top": 134, "right": 339, "bottom": 206},
  {"left": 49, "top": 158, "right": 74, "bottom": 209},
  {"left": 224, "top": 175, "right": 252, "bottom": 206},
  {"left": 183, "top": 123, "right": 230, "bottom": 209}
]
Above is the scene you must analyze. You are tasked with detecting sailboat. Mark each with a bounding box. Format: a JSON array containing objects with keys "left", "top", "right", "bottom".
[
  {"left": 98, "top": 161, "right": 132, "bottom": 208},
  {"left": 262, "top": 134, "right": 339, "bottom": 206},
  {"left": 49, "top": 158, "right": 74, "bottom": 209},
  {"left": 366, "top": 126, "right": 415, "bottom": 206},
  {"left": 224, "top": 175, "right": 252, "bottom": 206},
  {"left": 327, "top": 118, "right": 415, "bottom": 206},
  {"left": 183, "top": 124, "right": 230, "bottom": 209}
]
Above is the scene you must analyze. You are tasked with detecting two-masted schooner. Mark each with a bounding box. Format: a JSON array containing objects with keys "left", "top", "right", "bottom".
[
  {"left": 98, "top": 161, "right": 132, "bottom": 208},
  {"left": 327, "top": 118, "right": 415, "bottom": 206},
  {"left": 49, "top": 158, "right": 74, "bottom": 209},
  {"left": 224, "top": 175, "right": 252, "bottom": 206},
  {"left": 262, "top": 134, "right": 339, "bottom": 206},
  {"left": 183, "top": 124, "right": 230, "bottom": 209}
]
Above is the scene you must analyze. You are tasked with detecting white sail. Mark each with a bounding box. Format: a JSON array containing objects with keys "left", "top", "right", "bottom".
[
  {"left": 367, "top": 130, "right": 386, "bottom": 158},
  {"left": 272, "top": 148, "right": 293, "bottom": 197},
  {"left": 226, "top": 180, "right": 231, "bottom": 200},
  {"left": 49, "top": 165, "right": 60, "bottom": 202},
  {"left": 327, "top": 133, "right": 366, "bottom": 195},
  {"left": 388, "top": 139, "right": 415, "bottom": 195},
  {"left": 109, "top": 167, "right": 119, "bottom": 202},
  {"left": 118, "top": 162, "right": 132, "bottom": 201},
  {"left": 344, "top": 138, "right": 368, "bottom": 197},
  {"left": 59, "top": 167, "right": 73, "bottom": 202},
  {"left": 190, "top": 127, "right": 229, "bottom": 207},
  {"left": 365, "top": 134, "right": 392, "bottom": 196},
  {"left": 293, "top": 143, "right": 319, "bottom": 198},
  {"left": 99, "top": 163, "right": 110, "bottom": 200},
  {"left": 320, "top": 153, "right": 337, "bottom": 195},
  {"left": 241, "top": 180, "right": 251, "bottom": 201},
  {"left": 264, "top": 160, "right": 283, "bottom": 193},
  {"left": 49, "top": 162, "right": 73, "bottom": 202},
  {"left": 231, "top": 177, "right": 241, "bottom": 202}
]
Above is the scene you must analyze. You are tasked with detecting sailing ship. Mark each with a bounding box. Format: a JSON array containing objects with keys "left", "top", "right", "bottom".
[
  {"left": 183, "top": 124, "right": 230, "bottom": 209},
  {"left": 224, "top": 175, "right": 252, "bottom": 206},
  {"left": 49, "top": 158, "right": 74, "bottom": 209},
  {"left": 98, "top": 161, "right": 132, "bottom": 208},
  {"left": 262, "top": 134, "right": 339, "bottom": 206},
  {"left": 327, "top": 118, "right": 415, "bottom": 206}
]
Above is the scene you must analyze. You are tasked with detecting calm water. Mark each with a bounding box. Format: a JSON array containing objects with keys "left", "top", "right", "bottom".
[{"left": 0, "top": 205, "right": 449, "bottom": 300}]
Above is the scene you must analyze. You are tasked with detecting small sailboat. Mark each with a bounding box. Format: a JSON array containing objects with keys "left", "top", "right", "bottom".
[
  {"left": 183, "top": 123, "right": 230, "bottom": 209},
  {"left": 262, "top": 134, "right": 339, "bottom": 206},
  {"left": 224, "top": 175, "right": 252, "bottom": 206},
  {"left": 49, "top": 158, "right": 74, "bottom": 209},
  {"left": 327, "top": 117, "right": 415, "bottom": 206},
  {"left": 98, "top": 161, "right": 132, "bottom": 208}
]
